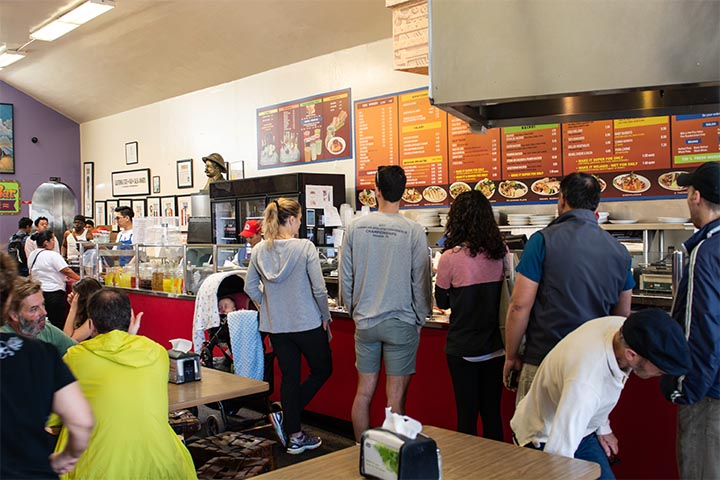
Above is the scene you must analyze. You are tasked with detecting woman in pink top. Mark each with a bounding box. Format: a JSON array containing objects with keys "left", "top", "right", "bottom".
[{"left": 434, "top": 190, "right": 507, "bottom": 440}]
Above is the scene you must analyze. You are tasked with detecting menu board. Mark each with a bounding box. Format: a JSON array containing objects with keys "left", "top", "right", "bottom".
[
  {"left": 257, "top": 89, "right": 352, "bottom": 169},
  {"left": 353, "top": 87, "right": 719, "bottom": 208},
  {"left": 671, "top": 113, "right": 720, "bottom": 167},
  {"left": 355, "top": 96, "right": 399, "bottom": 190},
  {"left": 562, "top": 120, "right": 614, "bottom": 173},
  {"left": 502, "top": 124, "right": 561, "bottom": 179},
  {"left": 612, "top": 116, "right": 671, "bottom": 171}
]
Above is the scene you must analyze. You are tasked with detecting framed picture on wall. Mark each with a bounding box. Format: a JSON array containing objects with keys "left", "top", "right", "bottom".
[
  {"left": 176, "top": 194, "right": 192, "bottom": 229},
  {"left": 105, "top": 199, "right": 119, "bottom": 230},
  {"left": 176, "top": 159, "right": 193, "bottom": 189},
  {"left": 131, "top": 198, "right": 146, "bottom": 218},
  {"left": 0, "top": 104, "right": 14, "bottom": 174},
  {"left": 83, "top": 162, "right": 94, "bottom": 218},
  {"left": 160, "top": 196, "right": 177, "bottom": 217},
  {"left": 125, "top": 141, "right": 138, "bottom": 165},
  {"left": 152, "top": 176, "right": 161, "bottom": 194},
  {"left": 111, "top": 168, "right": 150, "bottom": 197},
  {"left": 147, "top": 197, "right": 161, "bottom": 218},
  {"left": 118, "top": 199, "right": 131, "bottom": 208},
  {"left": 94, "top": 201, "right": 106, "bottom": 227}
]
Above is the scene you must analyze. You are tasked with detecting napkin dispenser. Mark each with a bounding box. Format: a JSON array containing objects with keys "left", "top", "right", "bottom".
[
  {"left": 168, "top": 350, "right": 201, "bottom": 384},
  {"left": 360, "top": 428, "right": 439, "bottom": 480}
]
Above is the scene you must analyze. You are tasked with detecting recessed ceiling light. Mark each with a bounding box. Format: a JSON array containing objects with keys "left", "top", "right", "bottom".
[
  {"left": 0, "top": 44, "right": 26, "bottom": 68},
  {"left": 30, "top": 0, "right": 115, "bottom": 42}
]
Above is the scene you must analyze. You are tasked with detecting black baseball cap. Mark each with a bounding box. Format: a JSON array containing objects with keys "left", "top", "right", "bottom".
[
  {"left": 621, "top": 308, "right": 691, "bottom": 377},
  {"left": 677, "top": 161, "right": 720, "bottom": 205}
]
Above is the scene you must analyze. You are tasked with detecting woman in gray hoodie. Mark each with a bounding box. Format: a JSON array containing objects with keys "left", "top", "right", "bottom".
[{"left": 244, "top": 198, "right": 332, "bottom": 454}]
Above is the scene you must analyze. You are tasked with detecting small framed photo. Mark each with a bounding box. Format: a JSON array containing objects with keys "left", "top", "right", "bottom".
[
  {"left": 152, "top": 175, "right": 161, "bottom": 194},
  {"left": 176, "top": 194, "right": 192, "bottom": 229},
  {"left": 131, "top": 198, "right": 146, "bottom": 218},
  {"left": 83, "top": 162, "right": 94, "bottom": 218},
  {"left": 125, "top": 141, "right": 138, "bottom": 165},
  {"left": 147, "top": 197, "right": 161, "bottom": 217},
  {"left": 176, "top": 159, "right": 194, "bottom": 189},
  {"left": 94, "top": 201, "right": 106, "bottom": 226},
  {"left": 105, "top": 199, "right": 119, "bottom": 230},
  {"left": 160, "top": 196, "right": 177, "bottom": 217},
  {"left": 118, "top": 199, "right": 132, "bottom": 208}
]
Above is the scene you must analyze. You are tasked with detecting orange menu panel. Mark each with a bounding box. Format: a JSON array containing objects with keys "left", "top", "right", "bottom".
[
  {"left": 398, "top": 90, "right": 448, "bottom": 187},
  {"left": 562, "top": 120, "right": 615, "bottom": 173},
  {"left": 354, "top": 96, "right": 399, "bottom": 188},
  {"left": 448, "top": 117, "right": 501, "bottom": 181},
  {"left": 502, "top": 124, "right": 561, "bottom": 178},
  {"left": 671, "top": 113, "right": 720, "bottom": 167},
  {"left": 612, "top": 116, "right": 671, "bottom": 171}
]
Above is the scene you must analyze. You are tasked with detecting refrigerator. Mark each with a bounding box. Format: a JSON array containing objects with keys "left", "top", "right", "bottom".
[{"left": 210, "top": 172, "right": 345, "bottom": 248}]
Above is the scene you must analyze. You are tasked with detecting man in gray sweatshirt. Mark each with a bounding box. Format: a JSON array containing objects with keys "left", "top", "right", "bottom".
[{"left": 341, "top": 165, "right": 432, "bottom": 442}]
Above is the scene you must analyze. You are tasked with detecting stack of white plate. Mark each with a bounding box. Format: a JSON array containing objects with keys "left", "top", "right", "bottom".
[
  {"left": 416, "top": 210, "right": 440, "bottom": 227},
  {"left": 492, "top": 208, "right": 501, "bottom": 224},
  {"left": 597, "top": 211, "right": 610, "bottom": 224},
  {"left": 530, "top": 214, "right": 555, "bottom": 226},
  {"left": 507, "top": 214, "right": 531, "bottom": 226}
]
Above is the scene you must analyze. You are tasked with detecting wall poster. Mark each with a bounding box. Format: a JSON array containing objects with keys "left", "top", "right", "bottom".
[
  {"left": 0, "top": 104, "right": 14, "bottom": 174},
  {"left": 0, "top": 180, "right": 20, "bottom": 214},
  {"left": 257, "top": 88, "right": 352, "bottom": 168}
]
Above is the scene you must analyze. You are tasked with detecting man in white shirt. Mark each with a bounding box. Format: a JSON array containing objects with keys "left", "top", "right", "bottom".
[
  {"left": 24, "top": 217, "right": 60, "bottom": 258},
  {"left": 511, "top": 309, "right": 691, "bottom": 480}
]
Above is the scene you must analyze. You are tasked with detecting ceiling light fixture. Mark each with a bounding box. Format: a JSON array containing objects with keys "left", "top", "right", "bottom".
[
  {"left": 30, "top": 0, "right": 115, "bottom": 42},
  {"left": 0, "top": 44, "right": 26, "bottom": 68}
]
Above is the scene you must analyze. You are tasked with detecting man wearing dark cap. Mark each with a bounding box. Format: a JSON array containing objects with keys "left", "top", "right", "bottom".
[
  {"left": 201, "top": 153, "right": 227, "bottom": 191},
  {"left": 62, "top": 215, "right": 93, "bottom": 262},
  {"left": 511, "top": 309, "right": 691, "bottom": 480},
  {"left": 661, "top": 161, "right": 720, "bottom": 480}
]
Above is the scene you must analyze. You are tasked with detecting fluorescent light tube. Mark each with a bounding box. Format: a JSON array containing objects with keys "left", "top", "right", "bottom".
[
  {"left": 0, "top": 50, "right": 26, "bottom": 68},
  {"left": 30, "top": 0, "right": 115, "bottom": 42}
]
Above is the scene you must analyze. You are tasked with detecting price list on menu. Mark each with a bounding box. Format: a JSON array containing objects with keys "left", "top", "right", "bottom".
[
  {"left": 398, "top": 90, "right": 448, "bottom": 187},
  {"left": 612, "top": 116, "right": 671, "bottom": 170},
  {"left": 354, "top": 96, "right": 399, "bottom": 188},
  {"left": 448, "top": 117, "right": 501, "bottom": 181},
  {"left": 562, "top": 120, "right": 615, "bottom": 173},
  {"left": 502, "top": 124, "right": 561, "bottom": 178},
  {"left": 671, "top": 113, "right": 720, "bottom": 167}
]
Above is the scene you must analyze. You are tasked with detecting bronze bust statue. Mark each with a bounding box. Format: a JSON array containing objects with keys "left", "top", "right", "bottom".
[{"left": 201, "top": 153, "right": 227, "bottom": 191}]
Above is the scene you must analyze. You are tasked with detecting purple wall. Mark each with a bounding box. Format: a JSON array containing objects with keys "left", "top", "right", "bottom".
[{"left": 0, "top": 81, "right": 80, "bottom": 247}]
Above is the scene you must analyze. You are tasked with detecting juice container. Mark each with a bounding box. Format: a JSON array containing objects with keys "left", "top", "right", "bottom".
[
  {"left": 104, "top": 268, "right": 114, "bottom": 286},
  {"left": 162, "top": 277, "right": 173, "bottom": 293}
]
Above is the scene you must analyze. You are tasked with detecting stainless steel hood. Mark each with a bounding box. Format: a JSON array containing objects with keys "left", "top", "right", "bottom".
[{"left": 428, "top": 0, "right": 720, "bottom": 130}]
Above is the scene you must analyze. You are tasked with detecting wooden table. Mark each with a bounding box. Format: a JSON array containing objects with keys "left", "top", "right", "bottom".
[
  {"left": 168, "top": 367, "right": 268, "bottom": 411},
  {"left": 256, "top": 425, "right": 600, "bottom": 480}
]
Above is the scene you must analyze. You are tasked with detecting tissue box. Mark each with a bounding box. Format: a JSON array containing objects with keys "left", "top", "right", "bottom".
[
  {"left": 360, "top": 428, "right": 439, "bottom": 480},
  {"left": 169, "top": 350, "right": 201, "bottom": 384}
]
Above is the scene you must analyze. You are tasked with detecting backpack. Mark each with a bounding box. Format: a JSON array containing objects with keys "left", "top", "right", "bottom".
[{"left": 7, "top": 232, "right": 28, "bottom": 275}]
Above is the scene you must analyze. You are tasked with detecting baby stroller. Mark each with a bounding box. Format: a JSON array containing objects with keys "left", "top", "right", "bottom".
[{"left": 192, "top": 272, "right": 276, "bottom": 434}]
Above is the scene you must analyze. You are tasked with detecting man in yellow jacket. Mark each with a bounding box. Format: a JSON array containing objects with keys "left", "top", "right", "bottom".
[{"left": 54, "top": 288, "right": 196, "bottom": 479}]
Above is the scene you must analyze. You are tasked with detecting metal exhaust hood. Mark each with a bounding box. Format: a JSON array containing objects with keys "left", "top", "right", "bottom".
[{"left": 428, "top": 0, "right": 720, "bottom": 131}]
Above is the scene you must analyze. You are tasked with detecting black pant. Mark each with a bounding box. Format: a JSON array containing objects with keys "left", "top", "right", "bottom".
[
  {"left": 270, "top": 326, "right": 332, "bottom": 435},
  {"left": 446, "top": 354, "right": 504, "bottom": 440},
  {"left": 43, "top": 290, "right": 69, "bottom": 331}
]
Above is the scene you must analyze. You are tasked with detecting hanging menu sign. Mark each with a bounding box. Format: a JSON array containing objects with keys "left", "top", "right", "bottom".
[
  {"left": 448, "top": 116, "right": 501, "bottom": 182},
  {"left": 612, "top": 116, "right": 671, "bottom": 171},
  {"left": 398, "top": 90, "right": 449, "bottom": 206},
  {"left": 502, "top": 124, "right": 561, "bottom": 179},
  {"left": 355, "top": 96, "right": 399, "bottom": 188},
  {"left": 257, "top": 88, "right": 352, "bottom": 169},
  {"left": 562, "top": 120, "right": 615, "bottom": 172},
  {"left": 671, "top": 113, "right": 720, "bottom": 167}
]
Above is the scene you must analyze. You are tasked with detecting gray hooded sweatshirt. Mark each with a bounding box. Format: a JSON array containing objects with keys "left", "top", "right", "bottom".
[{"left": 244, "top": 238, "right": 331, "bottom": 334}]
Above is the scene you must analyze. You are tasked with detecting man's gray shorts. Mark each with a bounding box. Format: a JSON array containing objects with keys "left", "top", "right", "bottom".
[{"left": 355, "top": 319, "right": 420, "bottom": 376}]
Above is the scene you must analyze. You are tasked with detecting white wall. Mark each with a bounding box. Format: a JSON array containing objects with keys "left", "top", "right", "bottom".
[{"left": 80, "top": 38, "right": 426, "bottom": 203}]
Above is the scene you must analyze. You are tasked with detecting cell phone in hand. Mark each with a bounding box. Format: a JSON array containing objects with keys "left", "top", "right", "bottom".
[{"left": 507, "top": 369, "right": 520, "bottom": 389}]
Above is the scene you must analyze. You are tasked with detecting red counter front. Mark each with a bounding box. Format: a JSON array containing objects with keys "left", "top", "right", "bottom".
[{"left": 129, "top": 290, "right": 679, "bottom": 479}]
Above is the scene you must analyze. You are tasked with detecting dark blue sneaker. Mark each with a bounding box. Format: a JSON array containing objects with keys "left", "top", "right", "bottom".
[
  {"left": 269, "top": 409, "right": 286, "bottom": 448},
  {"left": 286, "top": 431, "right": 322, "bottom": 455}
]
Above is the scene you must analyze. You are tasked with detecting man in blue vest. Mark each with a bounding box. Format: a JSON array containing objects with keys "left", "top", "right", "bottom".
[{"left": 504, "top": 172, "right": 634, "bottom": 410}]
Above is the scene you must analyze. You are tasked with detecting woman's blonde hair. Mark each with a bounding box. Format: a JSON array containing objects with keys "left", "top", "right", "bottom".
[{"left": 262, "top": 197, "right": 301, "bottom": 247}]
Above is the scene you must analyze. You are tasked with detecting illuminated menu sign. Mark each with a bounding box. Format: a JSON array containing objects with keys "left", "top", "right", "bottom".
[
  {"left": 398, "top": 90, "right": 448, "bottom": 187},
  {"left": 502, "top": 124, "right": 561, "bottom": 179},
  {"left": 257, "top": 89, "right": 352, "bottom": 169},
  {"left": 612, "top": 116, "right": 671, "bottom": 170},
  {"left": 355, "top": 96, "right": 399, "bottom": 189},
  {"left": 562, "top": 120, "right": 614, "bottom": 173},
  {"left": 448, "top": 116, "right": 501, "bottom": 181},
  {"left": 671, "top": 113, "right": 720, "bottom": 166}
]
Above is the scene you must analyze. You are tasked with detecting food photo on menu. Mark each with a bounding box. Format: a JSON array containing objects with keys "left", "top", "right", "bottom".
[
  {"left": 402, "top": 187, "right": 422, "bottom": 204},
  {"left": 613, "top": 172, "right": 651, "bottom": 194},
  {"left": 423, "top": 186, "right": 448, "bottom": 203},
  {"left": 474, "top": 178, "right": 496, "bottom": 199},
  {"left": 449, "top": 181, "right": 471, "bottom": 199},
  {"left": 531, "top": 177, "right": 561, "bottom": 196},
  {"left": 358, "top": 189, "right": 377, "bottom": 208},
  {"left": 325, "top": 110, "right": 349, "bottom": 156},
  {"left": 498, "top": 180, "right": 529, "bottom": 199},
  {"left": 658, "top": 171, "right": 688, "bottom": 191}
]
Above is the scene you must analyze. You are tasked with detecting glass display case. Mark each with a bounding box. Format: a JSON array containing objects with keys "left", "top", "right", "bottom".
[
  {"left": 212, "top": 200, "right": 237, "bottom": 245},
  {"left": 79, "top": 243, "right": 245, "bottom": 296}
]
